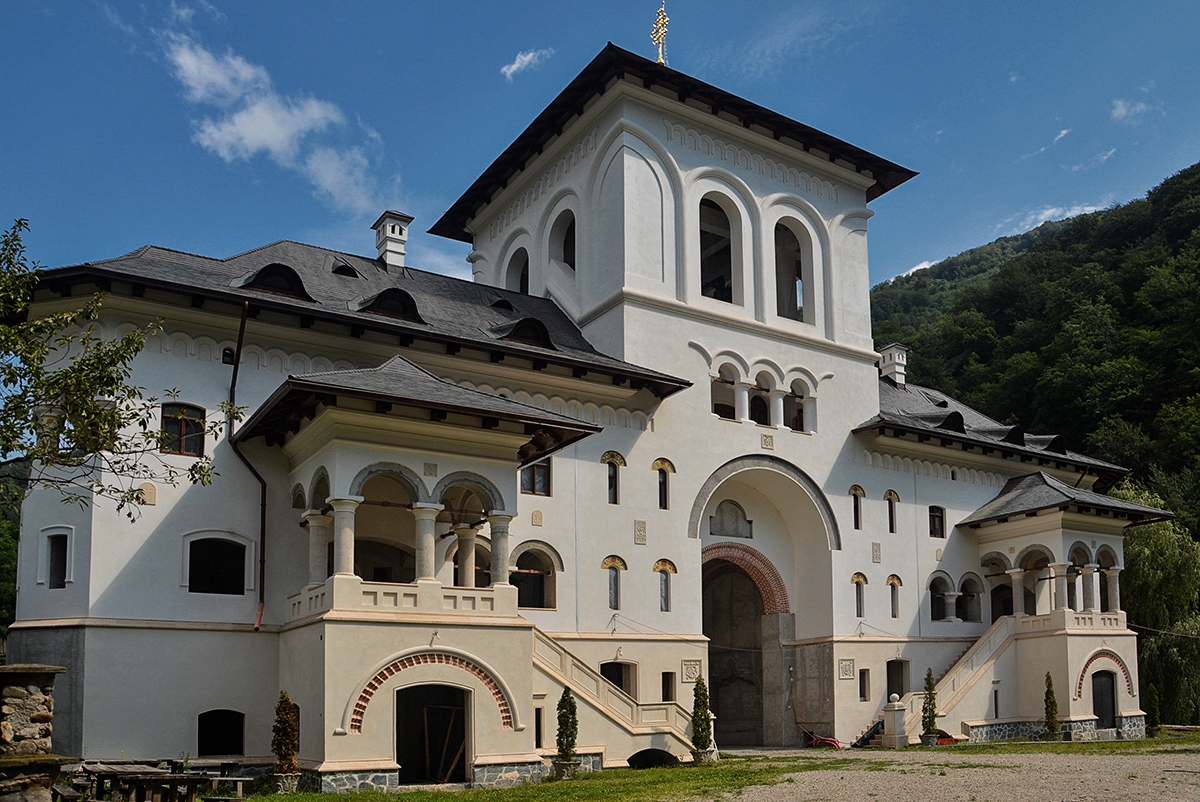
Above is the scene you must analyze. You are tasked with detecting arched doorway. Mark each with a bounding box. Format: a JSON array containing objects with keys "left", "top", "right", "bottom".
[
  {"left": 396, "top": 685, "right": 467, "bottom": 784},
  {"left": 1092, "top": 671, "right": 1117, "bottom": 730},
  {"left": 703, "top": 560, "right": 763, "bottom": 746},
  {"left": 886, "top": 659, "right": 909, "bottom": 700}
]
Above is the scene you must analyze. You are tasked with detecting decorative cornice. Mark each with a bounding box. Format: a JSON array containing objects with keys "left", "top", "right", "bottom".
[
  {"left": 863, "top": 450, "right": 1006, "bottom": 487},
  {"left": 663, "top": 117, "right": 840, "bottom": 202}
]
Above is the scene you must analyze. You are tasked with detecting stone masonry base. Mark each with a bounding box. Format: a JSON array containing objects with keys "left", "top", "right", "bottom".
[{"left": 965, "top": 714, "right": 1145, "bottom": 743}]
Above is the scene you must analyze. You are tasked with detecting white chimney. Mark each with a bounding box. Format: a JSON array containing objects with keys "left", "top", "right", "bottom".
[
  {"left": 372, "top": 210, "right": 414, "bottom": 270},
  {"left": 879, "top": 342, "right": 908, "bottom": 386}
]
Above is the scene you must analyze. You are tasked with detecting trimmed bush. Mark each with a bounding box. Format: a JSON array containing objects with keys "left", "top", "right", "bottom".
[
  {"left": 556, "top": 686, "right": 578, "bottom": 763},
  {"left": 691, "top": 676, "right": 712, "bottom": 751}
]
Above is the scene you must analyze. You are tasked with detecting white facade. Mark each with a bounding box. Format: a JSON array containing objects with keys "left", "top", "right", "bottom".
[{"left": 12, "top": 45, "right": 1151, "bottom": 787}]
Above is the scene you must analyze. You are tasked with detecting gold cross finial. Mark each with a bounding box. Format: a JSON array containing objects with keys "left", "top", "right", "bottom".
[{"left": 651, "top": 2, "right": 669, "bottom": 65}]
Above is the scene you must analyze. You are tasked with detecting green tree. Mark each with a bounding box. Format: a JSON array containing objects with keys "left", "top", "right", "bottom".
[
  {"left": 271, "top": 690, "right": 300, "bottom": 774},
  {"left": 691, "top": 675, "right": 712, "bottom": 751},
  {"left": 1043, "top": 672, "right": 1059, "bottom": 740},
  {"left": 555, "top": 686, "right": 577, "bottom": 763},
  {"left": 1146, "top": 684, "right": 1161, "bottom": 732},
  {"left": 921, "top": 668, "right": 938, "bottom": 737},
  {"left": 0, "top": 219, "right": 232, "bottom": 518}
]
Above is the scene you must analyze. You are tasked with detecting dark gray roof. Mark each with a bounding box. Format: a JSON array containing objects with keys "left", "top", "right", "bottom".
[
  {"left": 854, "top": 377, "right": 1126, "bottom": 479},
  {"left": 960, "top": 472, "right": 1173, "bottom": 528},
  {"left": 235, "top": 355, "right": 599, "bottom": 462},
  {"left": 431, "top": 44, "right": 917, "bottom": 241},
  {"left": 42, "top": 240, "right": 688, "bottom": 397}
]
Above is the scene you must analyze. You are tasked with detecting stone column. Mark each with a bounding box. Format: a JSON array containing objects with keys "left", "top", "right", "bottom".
[
  {"left": 1051, "top": 563, "right": 1071, "bottom": 611},
  {"left": 1083, "top": 564, "right": 1100, "bottom": 612},
  {"left": 769, "top": 390, "right": 786, "bottom": 428},
  {"left": 487, "top": 512, "right": 515, "bottom": 587},
  {"left": 455, "top": 524, "right": 478, "bottom": 588},
  {"left": 1104, "top": 568, "right": 1121, "bottom": 612},
  {"left": 303, "top": 510, "right": 333, "bottom": 588},
  {"left": 734, "top": 382, "right": 751, "bottom": 422},
  {"left": 1007, "top": 569, "right": 1026, "bottom": 616},
  {"left": 411, "top": 504, "right": 443, "bottom": 582},
  {"left": 942, "top": 592, "right": 962, "bottom": 622},
  {"left": 328, "top": 497, "right": 363, "bottom": 576},
  {"left": 882, "top": 694, "right": 907, "bottom": 749}
]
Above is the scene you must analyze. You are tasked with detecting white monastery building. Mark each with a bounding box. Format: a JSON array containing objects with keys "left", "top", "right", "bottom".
[{"left": 12, "top": 45, "right": 1166, "bottom": 788}]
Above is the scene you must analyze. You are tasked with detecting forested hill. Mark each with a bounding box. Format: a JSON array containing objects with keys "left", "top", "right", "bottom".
[
  {"left": 870, "top": 161, "right": 1200, "bottom": 722},
  {"left": 870, "top": 161, "right": 1200, "bottom": 534}
]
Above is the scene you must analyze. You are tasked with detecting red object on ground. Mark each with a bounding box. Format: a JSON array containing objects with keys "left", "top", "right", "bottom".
[{"left": 807, "top": 736, "right": 841, "bottom": 749}]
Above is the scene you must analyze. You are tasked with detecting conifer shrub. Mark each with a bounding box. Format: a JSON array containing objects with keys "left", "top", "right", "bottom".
[
  {"left": 556, "top": 686, "right": 578, "bottom": 763},
  {"left": 691, "top": 676, "right": 713, "bottom": 751},
  {"left": 1146, "top": 684, "right": 1161, "bottom": 732},
  {"left": 271, "top": 690, "right": 300, "bottom": 774},
  {"left": 1044, "top": 671, "right": 1060, "bottom": 740},
  {"left": 921, "top": 668, "right": 938, "bottom": 737}
]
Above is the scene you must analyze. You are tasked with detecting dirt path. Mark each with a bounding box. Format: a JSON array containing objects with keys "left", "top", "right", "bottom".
[{"left": 726, "top": 746, "right": 1200, "bottom": 802}]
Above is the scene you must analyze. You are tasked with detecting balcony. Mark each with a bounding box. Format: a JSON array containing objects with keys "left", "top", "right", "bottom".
[
  {"left": 1017, "top": 608, "right": 1126, "bottom": 633},
  {"left": 287, "top": 574, "right": 519, "bottom": 623}
]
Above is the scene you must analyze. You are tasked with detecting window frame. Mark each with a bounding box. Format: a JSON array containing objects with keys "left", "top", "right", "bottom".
[
  {"left": 182, "top": 530, "right": 255, "bottom": 594},
  {"left": 929, "top": 506, "right": 946, "bottom": 539},
  {"left": 161, "top": 403, "right": 206, "bottom": 458},
  {"left": 38, "top": 526, "right": 73, "bottom": 588},
  {"left": 520, "top": 460, "right": 552, "bottom": 496}
]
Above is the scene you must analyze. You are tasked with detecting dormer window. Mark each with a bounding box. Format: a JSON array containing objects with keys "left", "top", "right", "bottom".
[
  {"left": 496, "top": 317, "right": 554, "bottom": 349},
  {"left": 361, "top": 288, "right": 423, "bottom": 323},
  {"left": 244, "top": 263, "right": 314, "bottom": 301},
  {"left": 332, "top": 260, "right": 360, "bottom": 278}
]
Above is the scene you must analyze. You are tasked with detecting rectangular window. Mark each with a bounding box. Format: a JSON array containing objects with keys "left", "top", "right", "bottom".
[
  {"left": 658, "top": 469, "right": 669, "bottom": 509},
  {"left": 855, "top": 583, "right": 864, "bottom": 618},
  {"left": 660, "top": 570, "right": 671, "bottom": 612},
  {"left": 161, "top": 404, "right": 206, "bottom": 457},
  {"left": 534, "top": 707, "right": 543, "bottom": 749},
  {"left": 929, "top": 506, "right": 946, "bottom": 538},
  {"left": 520, "top": 461, "right": 551, "bottom": 496},
  {"left": 608, "top": 566, "right": 620, "bottom": 610},
  {"left": 607, "top": 462, "right": 619, "bottom": 504},
  {"left": 48, "top": 535, "right": 68, "bottom": 590},
  {"left": 662, "top": 672, "right": 676, "bottom": 702},
  {"left": 887, "top": 499, "right": 896, "bottom": 533},
  {"left": 891, "top": 584, "right": 899, "bottom": 619},
  {"left": 859, "top": 669, "right": 870, "bottom": 702}
]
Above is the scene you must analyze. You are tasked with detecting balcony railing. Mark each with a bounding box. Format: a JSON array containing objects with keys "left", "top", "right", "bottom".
[{"left": 287, "top": 575, "right": 519, "bottom": 622}]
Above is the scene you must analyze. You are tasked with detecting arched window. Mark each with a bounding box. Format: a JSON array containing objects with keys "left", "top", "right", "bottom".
[
  {"left": 957, "top": 575, "right": 983, "bottom": 622},
  {"left": 505, "top": 248, "right": 530, "bottom": 294},
  {"left": 749, "top": 395, "right": 769, "bottom": 426},
  {"left": 655, "top": 559, "right": 677, "bottom": 612},
  {"left": 602, "top": 555, "right": 627, "bottom": 610},
  {"left": 849, "top": 485, "right": 865, "bottom": 530},
  {"left": 711, "top": 364, "right": 738, "bottom": 419},
  {"left": 884, "top": 490, "right": 900, "bottom": 534},
  {"left": 929, "top": 575, "right": 951, "bottom": 621},
  {"left": 710, "top": 499, "right": 752, "bottom": 538},
  {"left": 188, "top": 538, "right": 246, "bottom": 595},
  {"left": 197, "top": 709, "right": 244, "bottom": 756},
  {"left": 699, "top": 197, "right": 736, "bottom": 304},
  {"left": 887, "top": 575, "right": 902, "bottom": 618},
  {"left": 550, "top": 210, "right": 577, "bottom": 271},
  {"left": 652, "top": 458, "right": 675, "bottom": 510},
  {"left": 511, "top": 550, "right": 554, "bottom": 609},
  {"left": 161, "top": 404, "right": 205, "bottom": 457},
  {"left": 929, "top": 506, "right": 946, "bottom": 538},
  {"left": 244, "top": 263, "right": 314, "bottom": 301},
  {"left": 361, "top": 288, "right": 423, "bottom": 323},
  {"left": 851, "top": 573, "right": 868, "bottom": 618},
  {"left": 774, "top": 222, "right": 805, "bottom": 321},
  {"left": 601, "top": 452, "right": 625, "bottom": 505}
]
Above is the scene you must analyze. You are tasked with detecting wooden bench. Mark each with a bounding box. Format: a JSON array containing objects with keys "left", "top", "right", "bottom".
[{"left": 51, "top": 785, "right": 83, "bottom": 802}]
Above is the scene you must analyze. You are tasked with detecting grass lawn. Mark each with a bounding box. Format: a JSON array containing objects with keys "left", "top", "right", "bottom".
[{"left": 244, "top": 729, "right": 1200, "bottom": 802}]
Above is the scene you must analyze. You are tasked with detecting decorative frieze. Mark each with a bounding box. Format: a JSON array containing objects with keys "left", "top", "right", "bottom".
[
  {"left": 485, "top": 128, "right": 600, "bottom": 243},
  {"left": 863, "top": 450, "right": 1005, "bottom": 487}
]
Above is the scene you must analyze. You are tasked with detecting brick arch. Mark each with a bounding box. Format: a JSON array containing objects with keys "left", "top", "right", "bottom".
[
  {"left": 349, "top": 651, "right": 514, "bottom": 733},
  {"left": 1075, "top": 649, "right": 1135, "bottom": 701},
  {"left": 701, "top": 542, "right": 790, "bottom": 614}
]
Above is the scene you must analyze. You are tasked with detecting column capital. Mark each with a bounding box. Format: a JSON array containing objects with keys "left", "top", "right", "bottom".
[
  {"left": 411, "top": 503, "right": 444, "bottom": 522},
  {"left": 1102, "top": 566, "right": 1122, "bottom": 575},
  {"left": 1005, "top": 568, "right": 1024, "bottom": 576},
  {"left": 487, "top": 511, "right": 517, "bottom": 525},
  {"left": 302, "top": 509, "right": 333, "bottom": 525},
  {"left": 1049, "top": 562, "right": 1071, "bottom": 576},
  {"left": 1082, "top": 563, "right": 1099, "bottom": 573},
  {"left": 328, "top": 496, "right": 364, "bottom": 512}
]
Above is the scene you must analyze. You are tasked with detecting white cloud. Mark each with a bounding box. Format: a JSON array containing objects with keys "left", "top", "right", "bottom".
[
  {"left": 97, "top": 2, "right": 137, "bottom": 37},
  {"left": 501, "top": 48, "right": 554, "bottom": 82},
  {"left": 996, "top": 200, "right": 1111, "bottom": 236},
  {"left": 408, "top": 243, "right": 473, "bottom": 281},
  {"left": 303, "top": 147, "right": 380, "bottom": 218},
  {"left": 1020, "top": 128, "right": 1070, "bottom": 159},
  {"left": 1052, "top": 129, "right": 1070, "bottom": 144},
  {"left": 1068, "top": 147, "right": 1117, "bottom": 172},
  {"left": 193, "top": 95, "right": 343, "bottom": 163},
  {"left": 165, "top": 34, "right": 270, "bottom": 106},
  {"left": 698, "top": 5, "right": 870, "bottom": 81},
  {"left": 163, "top": 32, "right": 394, "bottom": 218},
  {"left": 1111, "top": 98, "right": 1150, "bottom": 122},
  {"left": 903, "top": 260, "right": 935, "bottom": 277}
]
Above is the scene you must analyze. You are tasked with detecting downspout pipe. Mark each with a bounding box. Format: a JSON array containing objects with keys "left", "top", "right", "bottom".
[{"left": 227, "top": 301, "right": 267, "bottom": 631}]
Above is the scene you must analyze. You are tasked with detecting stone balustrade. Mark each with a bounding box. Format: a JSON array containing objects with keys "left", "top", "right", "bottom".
[{"left": 288, "top": 575, "right": 518, "bottom": 622}]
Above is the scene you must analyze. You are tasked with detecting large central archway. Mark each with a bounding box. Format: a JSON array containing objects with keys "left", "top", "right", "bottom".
[{"left": 703, "top": 558, "right": 765, "bottom": 746}]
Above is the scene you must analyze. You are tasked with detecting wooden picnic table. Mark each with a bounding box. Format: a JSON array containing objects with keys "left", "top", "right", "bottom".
[{"left": 80, "top": 764, "right": 221, "bottom": 802}]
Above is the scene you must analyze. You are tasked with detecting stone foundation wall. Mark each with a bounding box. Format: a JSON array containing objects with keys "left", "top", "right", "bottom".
[
  {"left": 0, "top": 667, "right": 63, "bottom": 757},
  {"left": 965, "top": 716, "right": 1148, "bottom": 743},
  {"left": 302, "top": 769, "right": 400, "bottom": 793},
  {"left": 471, "top": 760, "right": 549, "bottom": 787}
]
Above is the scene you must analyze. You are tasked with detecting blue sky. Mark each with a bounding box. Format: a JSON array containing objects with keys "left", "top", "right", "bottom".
[{"left": 4, "top": 1, "right": 1199, "bottom": 285}]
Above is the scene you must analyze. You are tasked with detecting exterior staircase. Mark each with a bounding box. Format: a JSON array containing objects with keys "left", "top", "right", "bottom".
[
  {"left": 900, "top": 616, "right": 1018, "bottom": 742},
  {"left": 529, "top": 626, "right": 695, "bottom": 762}
]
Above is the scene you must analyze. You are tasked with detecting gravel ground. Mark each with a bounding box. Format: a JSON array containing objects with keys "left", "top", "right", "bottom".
[{"left": 722, "top": 746, "right": 1200, "bottom": 802}]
